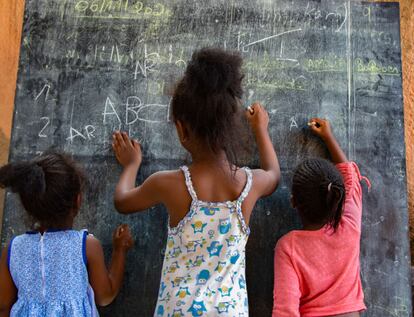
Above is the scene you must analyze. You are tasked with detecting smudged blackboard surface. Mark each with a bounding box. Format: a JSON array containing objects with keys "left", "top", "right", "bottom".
[{"left": 1, "top": 1, "right": 410, "bottom": 316}]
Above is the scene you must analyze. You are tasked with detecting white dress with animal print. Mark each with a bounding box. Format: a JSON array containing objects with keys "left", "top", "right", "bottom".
[{"left": 154, "top": 166, "right": 252, "bottom": 317}]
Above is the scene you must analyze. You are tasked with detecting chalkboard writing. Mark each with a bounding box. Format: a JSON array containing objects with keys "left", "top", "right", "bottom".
[{"left": 1, "top": 1, "right": 410, "bottom": 316}]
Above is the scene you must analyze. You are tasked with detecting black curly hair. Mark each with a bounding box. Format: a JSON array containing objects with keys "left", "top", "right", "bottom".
[
  {"left": 0, "top": 151, "right": 85, "bottom": 228},
  {"left": 171, "top": 47, "right": 250, "bottom": 168},
  {"left": 292, "top": 158, "right": 345, "bottom": 231}
]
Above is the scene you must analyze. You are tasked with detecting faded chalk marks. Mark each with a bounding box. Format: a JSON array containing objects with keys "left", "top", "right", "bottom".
[{"left": 2, "top": 1, "right": 409, "bottom": 317}]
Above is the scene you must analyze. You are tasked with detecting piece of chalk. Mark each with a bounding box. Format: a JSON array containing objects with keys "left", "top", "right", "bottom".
[
  {"left": 247, "top": 106, "right": 254, "bottom": 114},
  {"left": 308, "top": 121, "right": 321, "bottom": 128}
]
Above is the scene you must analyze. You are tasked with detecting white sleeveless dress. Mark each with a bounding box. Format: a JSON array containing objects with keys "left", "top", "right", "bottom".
[{"left": 154, "top": 166, "right": 252, "bottom": 317}]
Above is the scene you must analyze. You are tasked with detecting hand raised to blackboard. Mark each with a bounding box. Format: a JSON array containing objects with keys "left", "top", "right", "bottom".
[
  {"left": 113, "top": 224, "right": 134, "bottom": 252},
  {"left": 245, "top": 102, "right": 269, "bottom": 134},
  {"left": 245, "top": 102, "right": 280, "bottom": 197},
  {"left": 86, "top": 223, "right": 135, "bottom": 306},
  {"left": 308, "top": 118, "right": 333, "bottom": 141},
  {"left": 112, "top": 131, "right": 142, "bottom": 168},
  {"left": 309, "top": 118, "right": 347, "bottom": 164}
]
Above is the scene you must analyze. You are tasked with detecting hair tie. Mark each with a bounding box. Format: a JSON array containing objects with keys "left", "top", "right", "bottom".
[{"left": 327, "top": 182, "right": 332, "bottom": 192}]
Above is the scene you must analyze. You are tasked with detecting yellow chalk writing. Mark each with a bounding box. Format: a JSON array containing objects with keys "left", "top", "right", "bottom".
[
  {"left": 355, "top": 58, "right": 400, "bottom": 76},
  {"left": 74, "top": 0, "right": 172, "bottom": 20},
  {"left": 304, "top": 56, "right": 346, "bottom": 73},
  {"left": 246, "top": 75, "right": 307, "bottom": 92},
  {"left": 303, "top": 56, "right": 400, "bottom": 76}
]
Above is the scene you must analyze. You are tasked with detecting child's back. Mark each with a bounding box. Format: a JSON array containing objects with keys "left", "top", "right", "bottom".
[
  {"left": 112, "top": 48, "right": 281, "bottom": 316},
  {"left": 9, "top": 230, "right": 93, "bottom": 315},
  {"left": 273, "top": 119, "right": 369, "bottom": 317},
  {"left": 274, "top": 162, "right": 366, "bottom": 316},
  {"left": 156, "top": 166, "right": 252, "bottom": 315},
  {"left": 0, "top": 152, "right": 134, "bottom": 317}
]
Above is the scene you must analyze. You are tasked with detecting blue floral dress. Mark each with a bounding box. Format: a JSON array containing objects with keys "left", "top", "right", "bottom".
[
  {"left": 154, "top": 166, "right": 252, "bottom": 317},
  {"left": 8, "top": 229, "right": 99, "bottom": 317}
]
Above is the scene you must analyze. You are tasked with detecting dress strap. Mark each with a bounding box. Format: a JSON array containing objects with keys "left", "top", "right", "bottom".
[
  {"left": 7, "top": 237, "right": 16, "bottom": 271},
  {"left": 232, "top": 167, "right": 252, "bottom": 236},
  {"left": 180, "top": 166, "right": 198, "bottom": 202},
  {"left": 237, "top": 167, "right": 253, "bottom": 205},
  {"left": 81, "top": 229, "right": 89, "bottom": 267}
]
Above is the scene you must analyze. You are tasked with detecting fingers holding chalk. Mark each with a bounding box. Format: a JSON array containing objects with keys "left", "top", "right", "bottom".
[
  {"left": 307, "top": 121, "right": 320, "bottom": 128},
  {"left": 247, "top": 102, "right": 262, "bottom": 115}
]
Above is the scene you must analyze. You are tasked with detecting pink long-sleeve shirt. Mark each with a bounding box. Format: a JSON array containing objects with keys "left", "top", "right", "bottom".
[{"left": 273, "top": 162, "right": 369, "bottom": 317}]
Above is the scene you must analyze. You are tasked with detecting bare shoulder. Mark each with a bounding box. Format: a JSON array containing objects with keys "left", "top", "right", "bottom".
[
  {"left": 250, "top": 168, "right": 270, "bottom": 188},
  {"left": 149, "top": 169, "right": 183, "bottom": 180},
  {"left": 86, "top": 235, "right": 103, "bottom": 260},
  {"left": 86, "top": 234, "right": 101, "bottom": 247},
  {"left": 250, "top": 168, "right": 268, "bottom": 178},
  {"left": 147, "top": 169, "right": 184, "bottom": 188}
]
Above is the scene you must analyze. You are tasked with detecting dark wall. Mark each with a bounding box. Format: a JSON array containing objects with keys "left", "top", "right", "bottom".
[{"left": 1, "top": 1, "right": 411, "bottom": 316}]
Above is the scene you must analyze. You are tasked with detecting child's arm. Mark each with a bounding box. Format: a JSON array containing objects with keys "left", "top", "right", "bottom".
[
  {"left": 272, "top": 238, "right": 300, "bottom": 317},
  {"left": 112, "top": 131, "right": 164, "bottom": 213},
  {"left": 0, "top": 244, "right": 17, "bottom": 316},
  {"left": 246, "top": 103, "right": 281, "bottom": 196},
  {"left": 87, "top": 224, "right": 134, "bottom": 306},
  {"left": 308, "top": 118, "right": 347, "bottom": 163},
  {"left": 310, "top": 118, "right": 368, "bottom": 229}
]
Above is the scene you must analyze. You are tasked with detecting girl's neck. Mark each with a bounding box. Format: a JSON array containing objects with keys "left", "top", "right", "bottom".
[
  {"left": 302, "top": 220, "right": 325, "bottom": 231},
  {"left": 190, "top": 148, "right": 229, "bottom": 168},
  {"left": 35, "top": 217, "right": 74, "bottom": 233}
]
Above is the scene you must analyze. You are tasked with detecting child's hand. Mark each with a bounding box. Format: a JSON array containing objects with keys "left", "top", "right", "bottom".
[
  {"left": 112, "top": 131, "right": 142, "bottom": 168},
  {"left": 113, "top": 224, "right": 134, "bottom": 252},
  {"left": 245, "top": 102, "right": 269, "bottom": 134},
  {"left": 308, "top": 118, "right": 334, "bottom": 141}
]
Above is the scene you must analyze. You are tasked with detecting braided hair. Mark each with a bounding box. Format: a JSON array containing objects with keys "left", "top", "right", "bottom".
[{"left": 292, "top": 158, "right": 345, "bottom": 231}]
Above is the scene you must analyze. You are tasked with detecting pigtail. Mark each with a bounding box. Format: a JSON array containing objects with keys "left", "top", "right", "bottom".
[
  {"left": 325, "top": 182, "right": 345, "bottom": 231},
  {"left": 0, "top": 152, "right": 85, "bottom": 228},
  {"left": 0, "top": 161, "right": 46, "bottom": 197}
]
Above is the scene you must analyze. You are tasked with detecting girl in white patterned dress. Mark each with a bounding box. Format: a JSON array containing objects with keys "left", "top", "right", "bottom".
[{"left": 112, "top": 48, "right": 280, "bottom": 316}]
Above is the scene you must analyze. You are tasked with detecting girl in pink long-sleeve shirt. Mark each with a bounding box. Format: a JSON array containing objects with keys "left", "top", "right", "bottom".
[{"left": 273, "top": 118, "right": 370, "bottom": 317}]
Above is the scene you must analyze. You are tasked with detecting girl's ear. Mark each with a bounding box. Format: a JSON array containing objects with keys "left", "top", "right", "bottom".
[
  {"left": 290, "top": 195, "right": 296, "bottom": 208},
  {"left": 175, "top": 120, "right": 189, "bottom": 144},
  {"left": 70, "top": 193, "right": 81, "bottom": 219},
  {"left": 73, "top": 193, "right": 82, "bottom": 215}
]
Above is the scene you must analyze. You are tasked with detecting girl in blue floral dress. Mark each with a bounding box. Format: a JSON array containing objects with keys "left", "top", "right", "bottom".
[
  {"left": 0, "top": 152, "right": 134, "bottom": 316},
  {"left": 112, "top": 48, "right": 280, "bottom": 316}
]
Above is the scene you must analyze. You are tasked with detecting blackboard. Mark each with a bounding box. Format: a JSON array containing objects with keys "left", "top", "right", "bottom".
[{"left": 1, "top": 0, "right": 411, "bottom": 316}]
